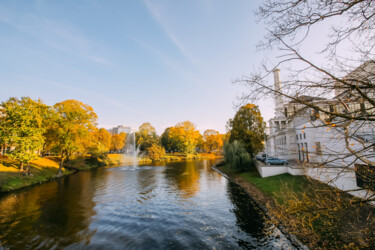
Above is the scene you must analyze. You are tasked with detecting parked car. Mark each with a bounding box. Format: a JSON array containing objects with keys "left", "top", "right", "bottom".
[
  {"left": 265, "top": 157, "right": 288, "bottom": 165},
  {"left": 257, "top": 153, "right": 268, "bottom": 162}
]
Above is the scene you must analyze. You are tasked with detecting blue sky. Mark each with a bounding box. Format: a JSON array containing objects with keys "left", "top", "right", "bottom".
[{"left": 0, "top": 0, "right": 274, "bottom": 134}]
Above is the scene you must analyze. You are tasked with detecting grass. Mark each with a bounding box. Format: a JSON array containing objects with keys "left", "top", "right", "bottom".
[
  {"left": 0, "top": 155, "right": 73, "bottom": 192},
  {"left": 0, "top": 154, "right": 126, "bottom": 193},
  {"left": 218, "top": 163, "right": 375, "bottom": 248},
  {"left": 220, "top": 164, "right": 309, "bottom": 201}
]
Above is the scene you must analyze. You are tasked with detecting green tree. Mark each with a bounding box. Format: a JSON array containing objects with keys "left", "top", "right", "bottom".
[
  {"left": 161, "top": 127, "right": 178, "bottom": 152},
  {"left": 52, "top": 100, "right": 97, "bottom": 176},
  {"left": 228, "top": 104, "right": 265, "bottom": 157},
  {"left": 0, "top": 97, "right": 46, "bottom": 172},
  {"left": 136, "top": 122, "right": 158, "bottom": 152},
  {"left": 0, "top": 106, "right": 6, "bottom": 155},
  {"left": 224, "top": 140, "right": 252, "bottom": 171}
]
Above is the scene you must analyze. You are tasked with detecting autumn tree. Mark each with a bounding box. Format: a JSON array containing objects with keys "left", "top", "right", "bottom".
[
  {"left": 89, "top": 128, "right": 112, "bottom": 156},
  {"left": 0, "top": 97, "right": 47, "bottom": 172},
  {"left": 147, "top": 144, "right": 165, "bottom": 161},
  {"left": 111, "top": 134, "right": 125, "bottom": 153},
  {"left": 195, "top": 133, "right": 205, "bottom": 153},
  {"left": 52, "top": 100, "right": 97, "bottom": 176},
  {"left": 203, "top": 129, "right": 223, "bottom": 153},
  {"left": 169, "top": 121, "right": 200, "bottom": 154},
  {"left": 136, "top": 122, "right": 158, "bottom": 152},
  {"left": 227, "top": 104, "right": 266, "bottom": 157}
]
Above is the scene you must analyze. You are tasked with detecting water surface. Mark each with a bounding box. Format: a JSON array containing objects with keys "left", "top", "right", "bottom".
[{"left": 0, "top": 160, "right": 292, "bottom": 249}]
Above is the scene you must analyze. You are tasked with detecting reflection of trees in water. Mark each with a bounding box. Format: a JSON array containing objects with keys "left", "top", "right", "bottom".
[
  {"left": 0, "top": 170, "right": 98, "bottom": 249},
  {"left": 227, "top": 181, "right": 272, "bottom": 241},
  {"left": 164, "top": 161, "right": 201, "bottom": 199}
]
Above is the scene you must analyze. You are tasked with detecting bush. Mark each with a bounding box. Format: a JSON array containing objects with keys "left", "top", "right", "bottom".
[
  {"left": 147, "top": 144, "right": 166, "bottom": 161},
  {"left": 224, "top": 141, "right": 252, "bottom": 171}
]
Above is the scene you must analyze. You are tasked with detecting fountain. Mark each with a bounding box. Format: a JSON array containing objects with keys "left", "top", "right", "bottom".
[{"left": 124, "top": 132, "right": 140, "bottom": 168}]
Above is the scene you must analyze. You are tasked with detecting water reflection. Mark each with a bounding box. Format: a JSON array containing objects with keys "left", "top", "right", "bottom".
[
  {"left": 0, "top": 170, "right": 97, "bottom": 249},
  {"left": 0, "top": 160, "right": 292, "bottom": 249},
  {"left": 164, "top": 160, "right": 201, "bottom": 199}
]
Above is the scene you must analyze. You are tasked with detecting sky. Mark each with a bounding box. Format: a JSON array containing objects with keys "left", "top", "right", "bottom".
[{"left": 0, "top": 0, "right": 275, "bottom": 134}]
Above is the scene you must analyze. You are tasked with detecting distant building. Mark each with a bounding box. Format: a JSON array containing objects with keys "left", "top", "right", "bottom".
[{"left": 108, "top": 125, "right": 138, "bottom": 135}]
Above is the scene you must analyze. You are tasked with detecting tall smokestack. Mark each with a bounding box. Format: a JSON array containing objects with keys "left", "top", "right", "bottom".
[{"left": 273, "top": 68, "right": 284, "bottom": 117}]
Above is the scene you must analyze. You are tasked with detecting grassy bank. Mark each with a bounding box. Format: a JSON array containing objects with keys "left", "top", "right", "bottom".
[
  {"left": 0, "top": 154, "right": 133, "bottom": 193},
  {"left": 0, "top": 156, "right": 71, "bottom": 192},
  {"left": 161, "top": 153, "right": 221, "bottom": 161},
  {"left": 217, "top": 164, "right": 375, "bottom": 249},
  {"left": 0, "top": 153, "right": 221, "bottom": 193}
]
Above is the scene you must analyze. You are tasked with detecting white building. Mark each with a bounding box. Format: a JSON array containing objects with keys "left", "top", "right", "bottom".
[
  {"left": 108, "top": 125, "right": 138, "bottom": 135},
  {"left": 264, "top": 62, "right": 375, "bottom": 199}
]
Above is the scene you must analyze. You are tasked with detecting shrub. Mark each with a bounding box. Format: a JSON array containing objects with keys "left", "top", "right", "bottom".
[
  {"left": 224, "top": 140, "right": 252, "bottom": 171},
  {"left": 147, "top": 144, "right": 165, "bottom": 161}
]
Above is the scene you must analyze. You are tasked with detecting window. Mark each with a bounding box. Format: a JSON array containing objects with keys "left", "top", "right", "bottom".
[
  {"left": 300, "top": 134, "right": 302, "bottom": 140},
  {"left": 296, "top": 134, "right": 298, "bottom": 141},
  {"left": 284, "top": 107, "right": 288, "bottom": 117},
  {"left": 297, "top": 143, "right": 301, "bottom": 162},
  {"left": 305, "top": 143, "right": 309, "bottom": 162},
  {"left": 304, "top": 133, "right": 306, "bottom": 139}
]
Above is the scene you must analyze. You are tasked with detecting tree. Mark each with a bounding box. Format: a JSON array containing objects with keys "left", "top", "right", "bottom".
[
  {"left": 161, "top": 127, "right": 179, "bottom": 152},
  {"left": 111, "top": 134, "right": 125, "bottom": 153},
  {"left": 237, "top": 1, "right": 375, "bottom": 246},
  {"left": 195, "top": 133, "right": 205, "bottom": 153},
  {"left": 52, "top": 100, "right": 97, "bottom": 176},
  {"left": 136, "top": 122, "right": 158, "bottom": 152},
  {"left": 203, "top": 129, "right": 224, "bottom": 153},
  {"left": 227, "top": 104, "right": 266, "bottom": 157},
  {"left": 0, "top": 97, "right": 46, "bottom": 172},
  {"left": 224, "top": 140, "right": 252, "bottom": 171},
  {"left": 89, "top": 128, "right": 112, "bottom": 156},
  {"left": 169, "top": 121, "right": 200, "bottom": 154},
  {"left": 147, "top": 144, "right": 165, "bottom": 161},
  {"left": 238, "top": 0, "right": 375, "bottom": 197}
]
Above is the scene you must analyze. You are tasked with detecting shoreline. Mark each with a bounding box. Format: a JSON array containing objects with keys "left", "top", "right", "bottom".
[
  {"left": 211, "top": 163, "right": 307, "bottom": 249},
  {"left": 0, "top": 155, "right": 222, "bottom": 195}
]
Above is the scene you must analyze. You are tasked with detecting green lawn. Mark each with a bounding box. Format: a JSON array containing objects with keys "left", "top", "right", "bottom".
[{"left": 220, "top": 164, "right": 309, "bottom": 202}]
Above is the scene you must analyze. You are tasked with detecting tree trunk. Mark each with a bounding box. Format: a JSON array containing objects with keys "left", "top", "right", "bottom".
[
  {"left": 26, "top": 162, "right": 30, "bottom": 175},
  {"left": 57, "top": 153, "right": 65, "bottom": 177},
  {"left": 20, "top": 161, "right": 24, "bottom": 171},
  {"left": 0, "top": 145, "right": 3, "bottom": 155}
]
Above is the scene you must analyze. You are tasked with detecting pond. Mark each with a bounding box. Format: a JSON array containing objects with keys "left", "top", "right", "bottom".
[{"left": 0, "top": 160, "right": 292, "bottom": 249}]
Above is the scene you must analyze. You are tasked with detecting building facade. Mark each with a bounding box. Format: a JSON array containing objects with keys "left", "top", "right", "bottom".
[
  {"left": 264, "top": 63, "right": 375, "bottom": 198},
  {"left": 108, "top": 125, "right": 138, "bottom": 135}
]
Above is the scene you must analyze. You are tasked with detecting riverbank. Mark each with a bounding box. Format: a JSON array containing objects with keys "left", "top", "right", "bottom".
[
  {"left": 158, "top": 153, "right": 221, "bottom": 161},
  {"left": 0, "top": 154, "right": 222, "bottom": 193},
  {"left": 0, "top": 154, "right": 138, "bottom": 193},
  {"left": 213, "top": 163, "right": 375, "bottom": 249}
]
